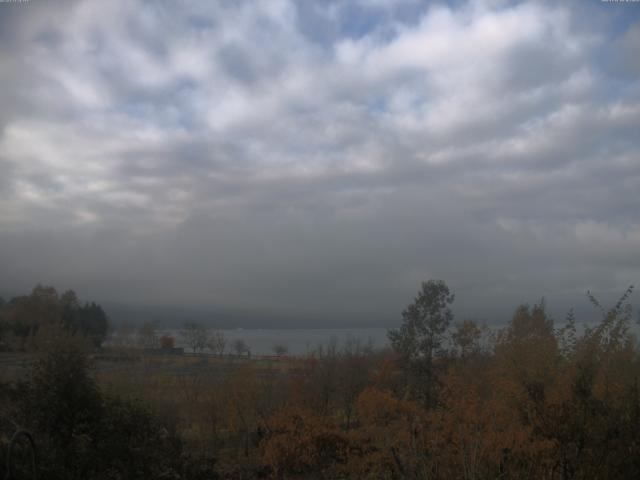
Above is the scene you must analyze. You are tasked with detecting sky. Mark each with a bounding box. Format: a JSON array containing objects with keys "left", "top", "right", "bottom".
[{"left": 0, "top": 0, "right": 639, "bottom": 327}]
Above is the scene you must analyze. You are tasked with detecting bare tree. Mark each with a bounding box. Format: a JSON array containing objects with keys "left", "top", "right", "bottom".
[
  {"left": 233, "top": 338, "right": 249, "bottom": 357},
  {"left": 208, "top": 330, "right": 226, "bottom": 356},
  {"left": 272, "top": 344, "right": 288, "bottom": 356},
  {"left": 339, "top": 336, "right": 373, "bottom": 429},
  {"left": 138, "top": 320, "right": 159, "bottom": 349},
  {"left": 181, "top": 321, "right": 210, "bottom": 354}
]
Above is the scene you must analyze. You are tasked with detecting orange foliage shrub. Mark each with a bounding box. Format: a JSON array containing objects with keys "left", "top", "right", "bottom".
[
  {"left": 261, "top": 406, "right": 347, "bottom": 479},
  {"left": 428, "top": 370, "right": 554, "bottom": 479},
  {"left": 345, "top": 387, "right": 427, "bottom": 479}
]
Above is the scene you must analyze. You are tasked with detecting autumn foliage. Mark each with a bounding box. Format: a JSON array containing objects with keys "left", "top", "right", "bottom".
[
  {"left": 2, "top": 282, "right": 640, "bottom": 479},
  {"left": 258, "top": 286, "right": 640, "bottom": 479}
]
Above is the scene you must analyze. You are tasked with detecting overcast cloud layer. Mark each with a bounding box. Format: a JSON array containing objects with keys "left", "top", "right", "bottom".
[{"left": 0, "top": 0, "right": 639, "bottom": 325}]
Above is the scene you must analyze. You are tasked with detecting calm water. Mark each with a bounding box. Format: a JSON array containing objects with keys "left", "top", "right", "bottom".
[{"left": 164, "top": 328, "right": 390, "bottom": 356}]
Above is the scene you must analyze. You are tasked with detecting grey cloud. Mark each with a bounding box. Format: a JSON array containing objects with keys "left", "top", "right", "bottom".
[{"left": 0, "top": 0, "right": 638, "bottom": 326}]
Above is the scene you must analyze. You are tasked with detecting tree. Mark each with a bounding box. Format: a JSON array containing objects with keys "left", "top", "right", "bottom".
[
  {"left": 60, "top": 293, "right": 109, "bottom": 348},
  {"left": 337, "top": 337, "right": 372, "bottom": 430},
  {"left": 208, "top": 329, "right": 226, "bottom": 356},
  {"left": 60, "top": 289, "right": 80, "bottom": 333},
  {"left": 347, "top": 387, "right": 427, "bottom": 478},
  {"left": 8, "top": 285, "right": 62, "bottom": 347},
  {"left": 226, "top": 365, "right": 261, "bottom": 458},
  {"left": 233, "top": 338, "right": 249, "bottom": 357},
  {"left": 181, "top": 321, "right": 210, "bottom": 354},
  {"left": 29, "top": 284, "right": 61, "bottom": 329},
  {"left": 18, "top": 335, "right": 185, "bottom": 479},
  {"left": 272, "top": 344, "right": 288, "bottom": 357},
  {"left": 494, "top": 301, "right": 558, "bottom": 396},
  {"left": 451, "top": 319, "right": 484, "bottom": 359},
  {"left": 137, "top": 321, "right": 158, "bottom": 349},
  {"left": 388, "top": 279, "right": 454, "bottom": 407},
  {"left": 23, "top": 336, "right": 103, "bottom": 478},
  {"left": 0, "top": 285, "right": 109, "bottom": 351},
  {"left": 261, "top": 406, "right": 347, "bottom": 478},
  {"left": 77, "top": 302, "right": 109, "bottom": 347}
]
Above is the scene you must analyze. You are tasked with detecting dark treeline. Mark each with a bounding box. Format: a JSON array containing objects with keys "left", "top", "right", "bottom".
[
  {"left": 0, "top": 285, "right": 109, "bottom": 350},
  {"left": 1, "top": 280, "right": 639, "bottom": 479}
]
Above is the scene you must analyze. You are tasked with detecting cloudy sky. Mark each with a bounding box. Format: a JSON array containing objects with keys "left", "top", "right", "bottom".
[{"left": 0, "top": 0, "right": 639, "bottom": 326}]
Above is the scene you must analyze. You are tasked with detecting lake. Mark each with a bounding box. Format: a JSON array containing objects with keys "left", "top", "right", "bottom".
[{"left": 164, "top": 327, "right": 390, "bottom": 356}]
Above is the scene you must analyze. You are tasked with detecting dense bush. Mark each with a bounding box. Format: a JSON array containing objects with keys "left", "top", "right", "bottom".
[{"left": 1, "top": 338, "right": 186, "bottom": 480}]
